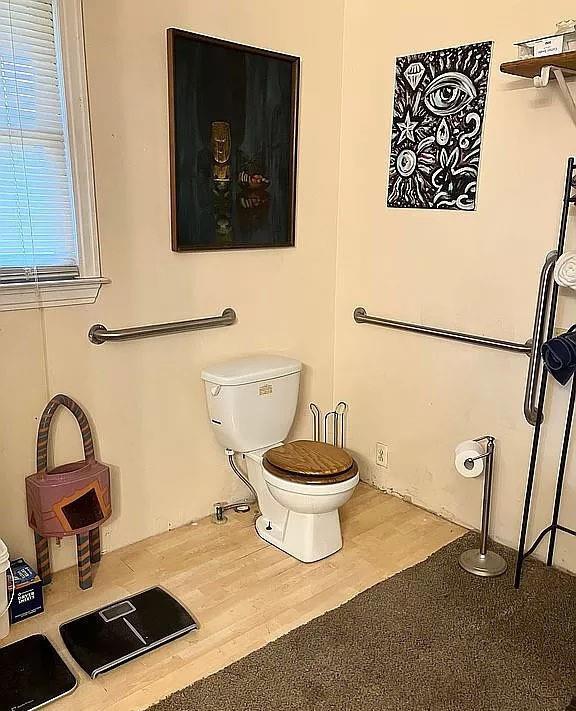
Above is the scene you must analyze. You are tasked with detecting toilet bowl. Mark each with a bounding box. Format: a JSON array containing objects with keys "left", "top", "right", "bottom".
[
  {"left": 263, "top": 470, "right": 359, "bottom": 514},
  {"left": 202, "top": 355, "right": 359, "bottom": 562},
  {"left": 246, "top": 440, "right": 359, "bottom": 562}
]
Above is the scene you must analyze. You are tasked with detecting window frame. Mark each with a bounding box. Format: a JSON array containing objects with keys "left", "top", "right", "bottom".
[{"left": 0, "top": 0, "right": 107, "bottom": 311}]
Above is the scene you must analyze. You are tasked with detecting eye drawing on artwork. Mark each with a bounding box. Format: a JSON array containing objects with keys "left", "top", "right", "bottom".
[{"left": 423, "top": 72, "right": 477, "bottom": 116}]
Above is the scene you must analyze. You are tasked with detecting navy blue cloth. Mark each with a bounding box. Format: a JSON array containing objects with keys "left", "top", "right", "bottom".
[{"left": 542, "top": 325, "right": 576, "bottom": 385}]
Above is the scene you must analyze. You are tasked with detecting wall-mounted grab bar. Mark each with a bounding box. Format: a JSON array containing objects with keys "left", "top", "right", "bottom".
[
  {"left": 353, "top": 308, "right": 531, "bottom": 355},
  {"left": 88, "top": 308, "right": 236, "bottom": 344},
  {"left": 354, "top": 252, "right": 558, "bottom": 426},
  {"left": 523, "top": 251, "right": 557, "bottom": 425}
]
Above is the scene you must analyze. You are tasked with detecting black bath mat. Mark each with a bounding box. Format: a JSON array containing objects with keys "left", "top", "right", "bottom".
[
  {"left": 0, "top": 634, "right": 76, "bottom": 711},
  {"left": 60, "top": 586, "right": 197, "bottom": 678},
  {"left": 147, "top": 533, "right": 576, "bottom": 711}
]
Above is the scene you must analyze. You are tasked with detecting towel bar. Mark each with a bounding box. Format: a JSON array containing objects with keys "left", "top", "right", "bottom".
[{"left": 88, "top": 308, "right": 236, "bottom": 344}]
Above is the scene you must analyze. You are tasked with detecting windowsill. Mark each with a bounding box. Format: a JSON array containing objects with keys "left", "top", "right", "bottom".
[{"left": 0, "top": 276, "right": 111, "bottom": 312}]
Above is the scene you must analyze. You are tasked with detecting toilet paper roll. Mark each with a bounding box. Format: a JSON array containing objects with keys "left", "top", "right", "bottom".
[{"left": 454, "top": 440, "right": 484, "bottom": 478}]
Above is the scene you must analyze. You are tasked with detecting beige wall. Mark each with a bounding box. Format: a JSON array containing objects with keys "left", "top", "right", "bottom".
[
  {"left": 335, "top": 0, "right": 576, "bottom": 571},
  {"left": 4, "top": 0, "right": 576, "bottom": 576},
  {"left": 1, "top": 0, "right": 345, "bottom": 571},
  {"left": 0, "top": 310, "right": 48, "bottom": 564}
]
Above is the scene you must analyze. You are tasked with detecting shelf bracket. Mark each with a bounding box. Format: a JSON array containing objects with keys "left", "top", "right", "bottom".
[{"left": 534, "top": 65, "right": 576, "bottom": 126}]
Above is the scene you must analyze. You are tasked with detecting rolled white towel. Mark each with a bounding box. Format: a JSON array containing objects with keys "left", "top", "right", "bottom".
[{"left": 554, "top": 251, "right": 576, "bottom": 290}]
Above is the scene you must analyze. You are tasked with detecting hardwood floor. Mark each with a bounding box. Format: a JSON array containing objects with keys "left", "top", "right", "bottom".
[{"left": 5, "top": 484, "right": 464, "bottom": 710}]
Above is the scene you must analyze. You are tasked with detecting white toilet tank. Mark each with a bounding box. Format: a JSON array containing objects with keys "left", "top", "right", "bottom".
[{"left": 202, "top": 355, "right": 302, "bottom": 453}]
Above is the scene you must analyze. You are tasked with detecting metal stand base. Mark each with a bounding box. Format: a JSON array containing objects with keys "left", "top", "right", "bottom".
[{"left": 459, "top": 548, "right": 507, "bottom": 578}]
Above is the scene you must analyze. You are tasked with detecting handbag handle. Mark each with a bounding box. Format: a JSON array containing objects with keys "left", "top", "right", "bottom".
[{"left": 36, "top": 394, "right": 95, "bottom": 478}]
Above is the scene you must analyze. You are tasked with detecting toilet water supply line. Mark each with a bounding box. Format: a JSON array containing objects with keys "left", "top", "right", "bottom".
[{"left": 212, "top": 450, "right": 259, "bottom": 524}]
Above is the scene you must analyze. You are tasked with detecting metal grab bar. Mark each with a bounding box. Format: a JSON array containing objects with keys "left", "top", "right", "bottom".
[
  {"left": 354, "top": 252, "right": 559, "bottom": 425},
  {"left": 353, "top": 308, "right": 531, "bottom": 355},
  {"left": 523, "top": 251, "right": 558, "bottom": 425},
  {"left": 88, "top": 308, "right": 236, "bottom": 344}
]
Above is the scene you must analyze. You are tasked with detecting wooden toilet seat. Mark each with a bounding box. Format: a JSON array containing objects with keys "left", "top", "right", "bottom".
[{"left": 263, "top": 440, "right": 358, "bottom": 485}]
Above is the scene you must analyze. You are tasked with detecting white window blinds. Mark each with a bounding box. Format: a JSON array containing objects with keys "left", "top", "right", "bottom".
[{"left": 0, "top": 0, "right": 78, "bottom": 283}]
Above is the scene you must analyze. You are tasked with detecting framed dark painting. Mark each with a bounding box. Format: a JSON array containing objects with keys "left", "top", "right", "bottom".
[{"left": 168, "top": 29, "right": 300, "bottom": 252}]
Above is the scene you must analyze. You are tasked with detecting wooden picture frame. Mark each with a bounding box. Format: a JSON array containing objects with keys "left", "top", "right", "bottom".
[{"left": 167, "top": 29, "right": 300, "bottom": 252}]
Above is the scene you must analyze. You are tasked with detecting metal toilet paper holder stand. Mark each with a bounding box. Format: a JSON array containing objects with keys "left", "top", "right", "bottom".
[{"left": 459, "top": 435, "right": 508, "bottom": 578}]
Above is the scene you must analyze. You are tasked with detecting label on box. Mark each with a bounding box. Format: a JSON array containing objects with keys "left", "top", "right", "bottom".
[
  {"left": 534, "top": 36, "right": 564, "bottom": 57},
  {"left": 7, "top": 558, "right": 44, "bottom": 624}
]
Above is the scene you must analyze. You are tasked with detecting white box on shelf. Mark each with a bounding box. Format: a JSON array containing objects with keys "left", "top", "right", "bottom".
[{"left": 515, "top": 21, "right": 576, "bottom": 60}]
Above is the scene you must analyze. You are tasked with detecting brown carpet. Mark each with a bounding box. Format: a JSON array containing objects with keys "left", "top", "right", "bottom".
[{"left": 149, "top": 533, "right": 576, "bottom": 711}]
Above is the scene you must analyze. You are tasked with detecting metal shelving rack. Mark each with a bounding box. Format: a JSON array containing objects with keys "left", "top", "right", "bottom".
[{"left": 515, "top": 157, "right": 576, "bottom": 588}]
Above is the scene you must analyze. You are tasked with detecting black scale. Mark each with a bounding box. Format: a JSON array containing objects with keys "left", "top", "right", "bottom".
[
  {"left": 0, "top": 634, "right": 76, "bottom": 711},
  {"left": 0, "top": 587, "right": 196, "bottom": 709},
  {"left": 60, "top": 587, "right": 198, "bottom": 678}
]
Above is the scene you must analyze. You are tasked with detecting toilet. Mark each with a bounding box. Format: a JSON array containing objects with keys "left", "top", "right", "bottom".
[{"left": 202, "top": 355, "right": 359, "bottom": 562}]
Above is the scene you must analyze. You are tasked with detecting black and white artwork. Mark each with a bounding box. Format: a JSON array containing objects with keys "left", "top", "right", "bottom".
[{"left": 387, "top": 42, "right": 492, "bottom": 211}]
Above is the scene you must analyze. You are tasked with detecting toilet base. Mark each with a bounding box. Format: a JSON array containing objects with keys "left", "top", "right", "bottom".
[{"left": 255, "top": 510, "right": 343, "bottom": 563}]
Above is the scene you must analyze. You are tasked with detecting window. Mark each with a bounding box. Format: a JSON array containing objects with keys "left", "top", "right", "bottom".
[{"left": 0, "top": 0, "right": 105, "bottom": 310}]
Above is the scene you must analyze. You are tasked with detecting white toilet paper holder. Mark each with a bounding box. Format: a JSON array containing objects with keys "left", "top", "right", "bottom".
[{"left": 459, "top": 435, "right": 508, "bottom": 578}]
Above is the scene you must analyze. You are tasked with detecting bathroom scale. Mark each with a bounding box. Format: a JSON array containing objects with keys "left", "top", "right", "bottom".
[
  {"left": 0, "top": 634, "right": 77, "bottom": 711},
  {"left": 59, "top": 586, "right": 198, "bottom": 678}
]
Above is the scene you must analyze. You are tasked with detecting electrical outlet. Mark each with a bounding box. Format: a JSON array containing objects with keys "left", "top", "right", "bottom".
[{"left": 376, "top": 442, "right": 389, "bottom": 468}]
